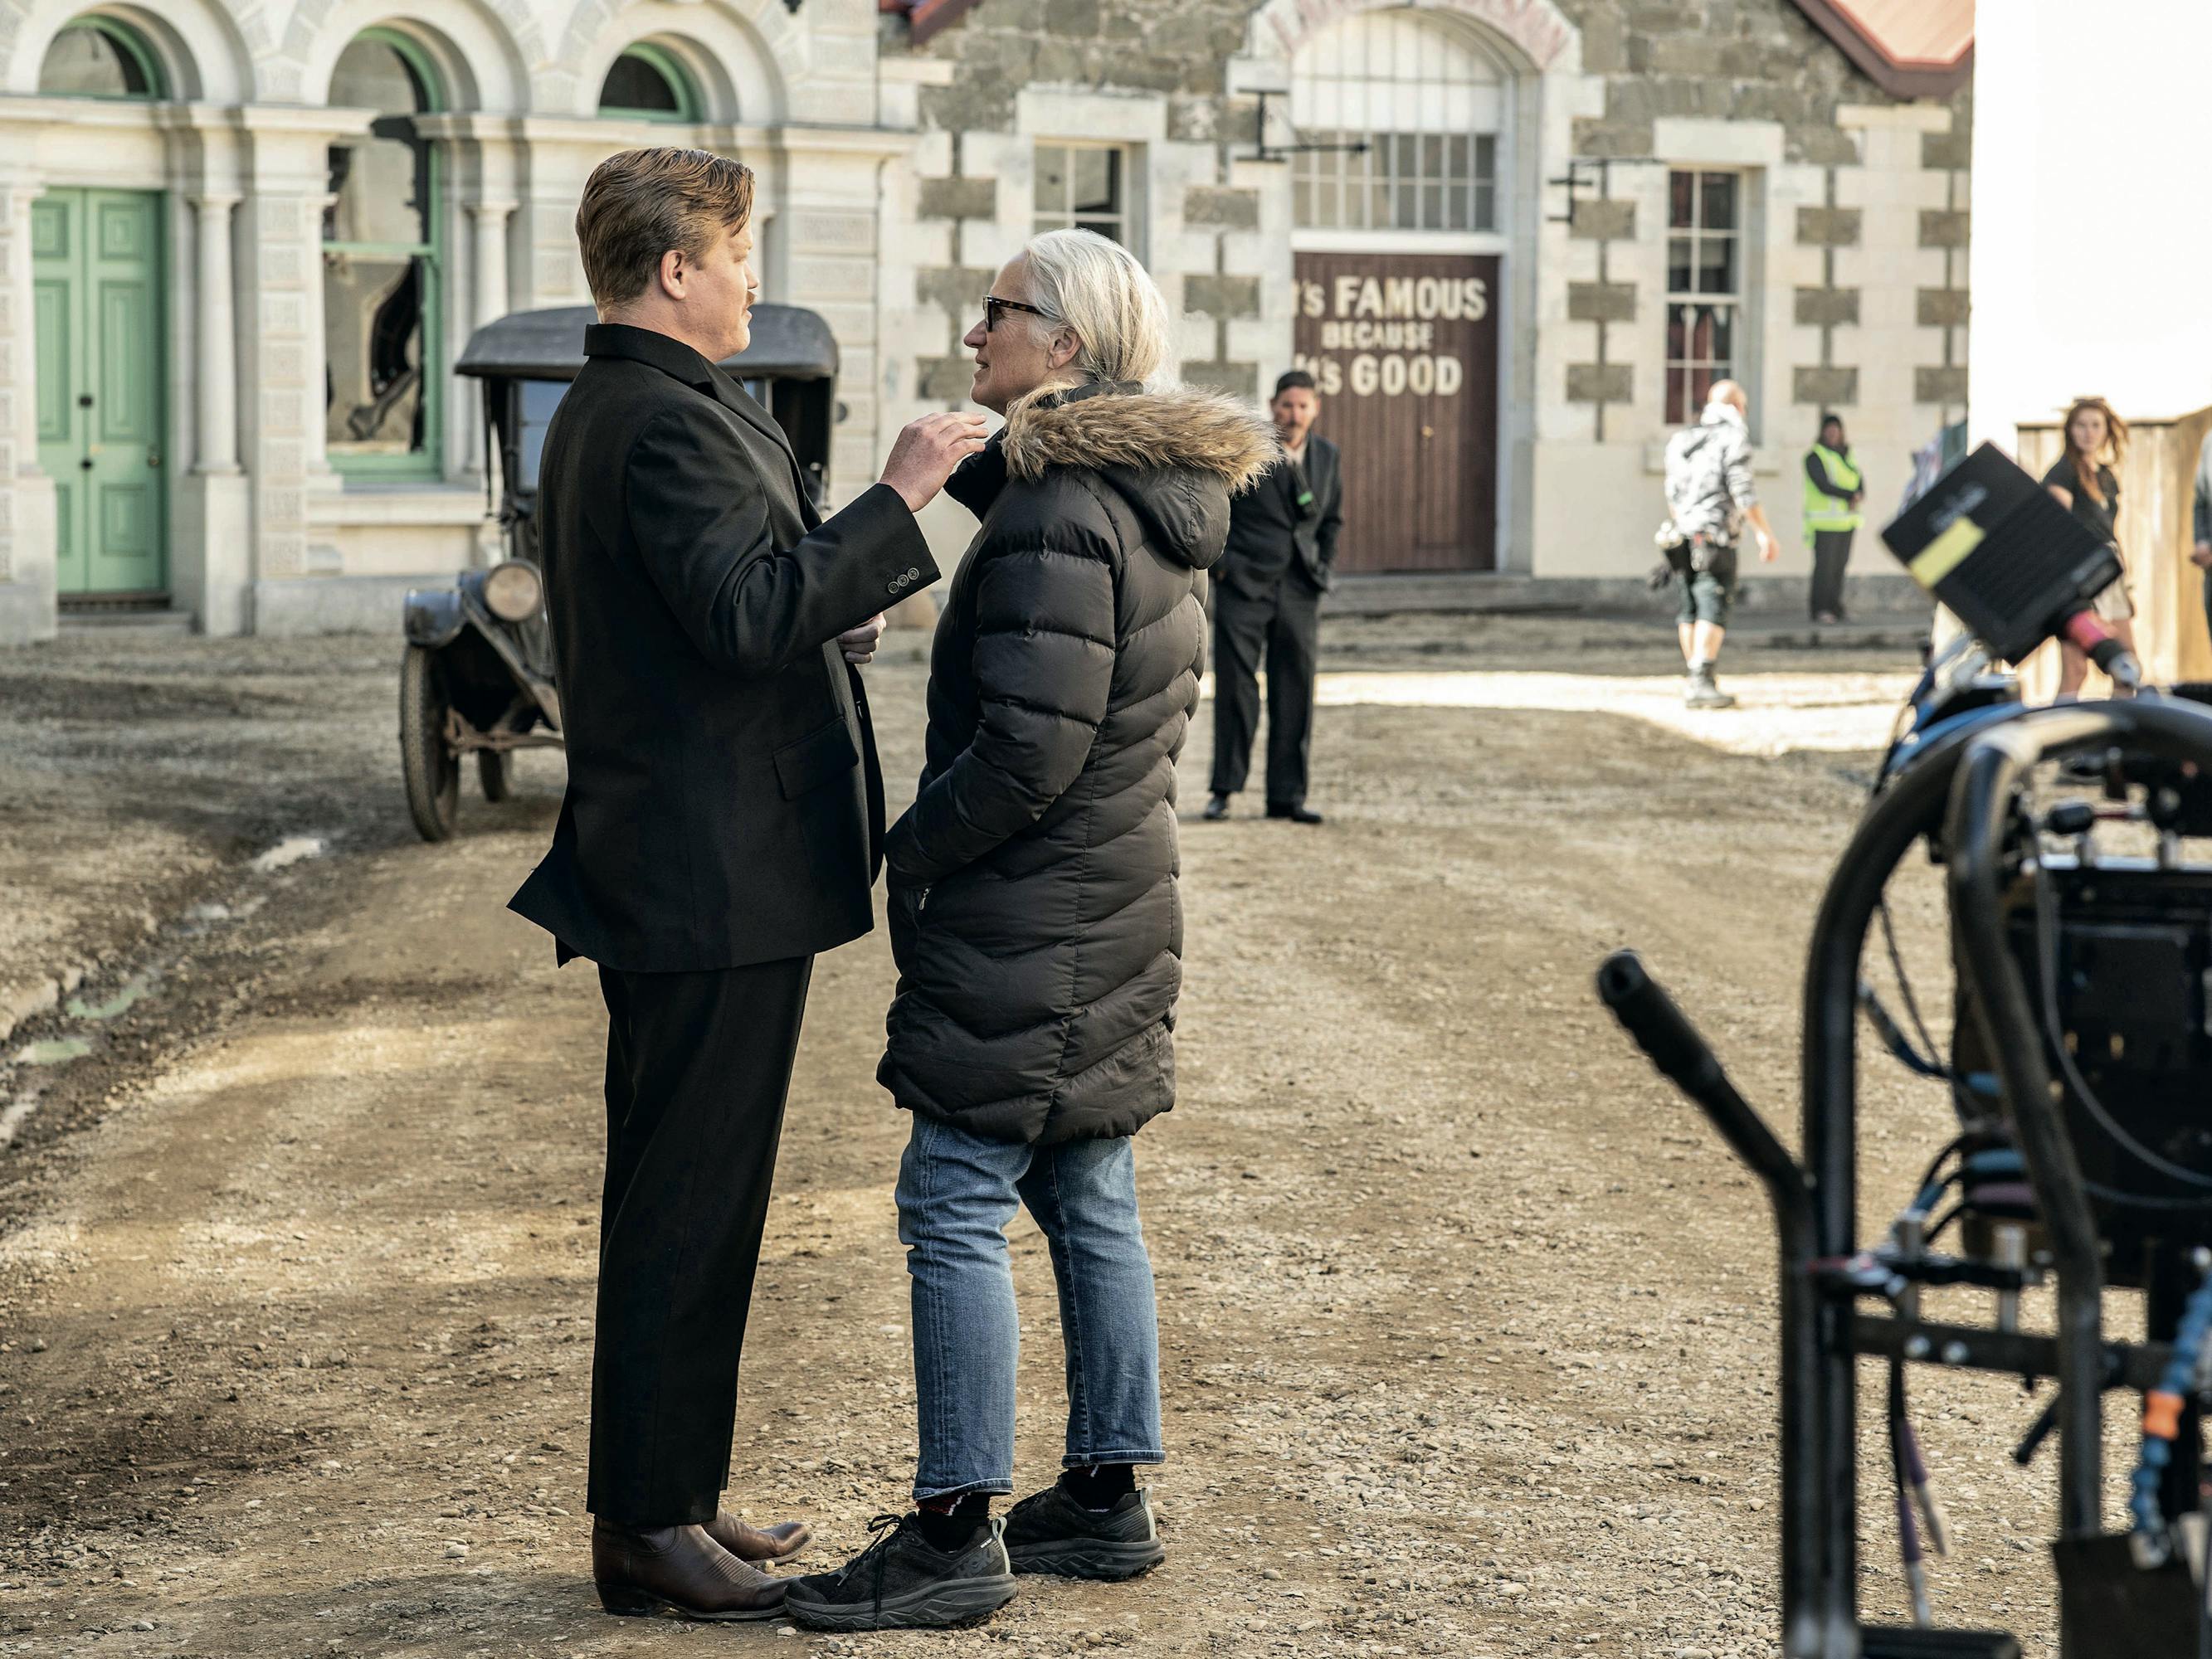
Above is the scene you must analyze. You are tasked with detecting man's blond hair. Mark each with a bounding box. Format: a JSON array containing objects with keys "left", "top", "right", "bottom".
[{"left": 576, "top": 148, "right": 754, "bottom": 311}]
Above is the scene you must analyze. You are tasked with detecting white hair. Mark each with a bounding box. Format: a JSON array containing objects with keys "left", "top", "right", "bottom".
[{"left": 1019, "top": 228, "right": 1173, "bottom": 390}]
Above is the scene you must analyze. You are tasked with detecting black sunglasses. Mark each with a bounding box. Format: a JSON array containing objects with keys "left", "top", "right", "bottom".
[{"left": 983, "top": 294, "right": 1050, "bottom": 333}]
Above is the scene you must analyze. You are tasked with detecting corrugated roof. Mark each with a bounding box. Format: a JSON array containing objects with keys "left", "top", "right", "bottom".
[
  {"left": 1789, "top": 0, "right": 1973, "bottom": 97},
  {"left": 1834, "top": 0, "right": 1974, "bottom": 66}
]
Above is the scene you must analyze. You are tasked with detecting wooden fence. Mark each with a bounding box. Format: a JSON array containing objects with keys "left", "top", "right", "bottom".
[{"left": 2014, "top": 406, "right": 2212, "bottom": 699}]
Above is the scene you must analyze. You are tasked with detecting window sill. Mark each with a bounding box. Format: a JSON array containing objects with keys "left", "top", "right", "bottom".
[{"left": 309, "top": 479, "right": 491, "bottom": 528}]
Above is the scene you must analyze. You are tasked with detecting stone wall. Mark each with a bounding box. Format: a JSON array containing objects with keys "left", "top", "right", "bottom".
[
  {"left": 890, "top": 0, "right": 1972, "bottom": 579},
  {"left": 1554, "top": 1, "right": 1974, "bottom": 435},
  {"left": 903, "top": 0, "right": 1280, "bottom": 404},
  {"left": 906, "top": 0, "right": 1970, "bottom": 408}
]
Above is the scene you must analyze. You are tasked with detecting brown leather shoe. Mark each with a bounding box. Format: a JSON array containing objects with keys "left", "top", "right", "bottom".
[
  {"left": 592, "top": 1520, "right": 788, "bottom": 1621},
  {"left": 704, "top": 1511, "right": 811, "bottom": 1562}
]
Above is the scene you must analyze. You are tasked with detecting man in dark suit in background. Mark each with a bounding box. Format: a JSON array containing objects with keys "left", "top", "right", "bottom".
[
  {"left": 507, "top": 147, "right": 985, "bottom": 1622},
  {"left": 1205, "top": 369, "right": 1342, "bottom": 825}
]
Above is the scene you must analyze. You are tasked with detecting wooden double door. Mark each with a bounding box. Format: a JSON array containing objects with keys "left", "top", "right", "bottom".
[
  {"left": 33, "top": 188, "right": 168, "bottom": 596},
  {"left": 1293, "top": 251, "right": 1498, "bottom": 572}
]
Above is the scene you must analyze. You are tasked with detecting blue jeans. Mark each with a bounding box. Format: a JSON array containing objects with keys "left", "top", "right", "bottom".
[{"left": 895, "top": 1114, "right": 1164, "bottom": 1501}]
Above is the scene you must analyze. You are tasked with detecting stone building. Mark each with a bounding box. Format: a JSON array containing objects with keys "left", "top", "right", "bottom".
[
  {"left": 0, "top": 0, "right": 1970, "bottom": 645},
  {"left": 0, "top": 0, "right": 940, "bottom": 644},
  {"left": 888, "top": 0, "right": 1974, "bottom": 592}
]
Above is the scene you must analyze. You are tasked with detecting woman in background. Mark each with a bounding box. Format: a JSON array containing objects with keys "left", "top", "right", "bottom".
[{"left": 2042, "top": 396, "right": 2136, "bottom": 697}]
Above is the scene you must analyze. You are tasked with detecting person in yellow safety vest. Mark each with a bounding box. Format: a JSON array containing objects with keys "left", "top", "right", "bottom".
[{"left": 1803, "top": 412, "right": 1864, "bottom": 625}]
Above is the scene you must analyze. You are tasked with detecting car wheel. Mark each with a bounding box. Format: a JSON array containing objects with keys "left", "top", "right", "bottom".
[{"left": 400, "top": 645, "right": 460, "bottom": 842}]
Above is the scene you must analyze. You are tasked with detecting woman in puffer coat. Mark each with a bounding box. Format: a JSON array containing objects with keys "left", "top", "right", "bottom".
[{"left": 784, "top": 231, "right": 1274, "bottom": 1633}]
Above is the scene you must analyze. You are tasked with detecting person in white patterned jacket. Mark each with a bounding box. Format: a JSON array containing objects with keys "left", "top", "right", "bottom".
[{"left": 1661, "top": 380, "right": 1779, "bottom": 709}]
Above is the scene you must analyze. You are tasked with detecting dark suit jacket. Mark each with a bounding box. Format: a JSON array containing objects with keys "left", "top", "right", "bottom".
[
  {"left": 508, "top": 323, "right": 939, "bottom": 972},
  {"left": 1217, "top": 434, "right": 1342, "bottom": 600}
]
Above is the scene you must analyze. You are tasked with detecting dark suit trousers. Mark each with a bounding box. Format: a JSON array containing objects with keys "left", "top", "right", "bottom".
[
  {"left": 1211, "top": 576, "right": 1322, "bottom": 808},
  {"left": 588, "top": 956, "right": 813, "bottom": 1524}
]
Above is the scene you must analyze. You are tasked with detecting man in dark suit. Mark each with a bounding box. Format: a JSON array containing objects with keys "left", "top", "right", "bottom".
[
  {"left": 507, "top": 148, "right": 985, "bottom": 1621},
  {"left": 1205, "top": 370, "right": 1342, "bottom": 825}
]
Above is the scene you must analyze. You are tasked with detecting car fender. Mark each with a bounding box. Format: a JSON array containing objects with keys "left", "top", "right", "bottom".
[{"left": 402, "top": 588, "right": 467, "bottom": 649}]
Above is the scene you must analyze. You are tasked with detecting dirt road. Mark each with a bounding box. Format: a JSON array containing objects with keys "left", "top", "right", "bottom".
[{"left": 0, "top": 617, "right": 2072, "bottom": 1657}]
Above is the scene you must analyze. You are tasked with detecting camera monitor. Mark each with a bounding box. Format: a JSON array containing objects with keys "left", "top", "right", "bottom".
[{"left": 1881, "top": 442, "right": 2122, "bottom": 664}]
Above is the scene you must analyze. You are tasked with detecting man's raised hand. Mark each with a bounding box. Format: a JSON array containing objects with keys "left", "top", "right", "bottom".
[
  {"left": 881, "top": 413, "right": 989, "bottom": 513},
  {"left": 840, "top": 613, "right": 888, "bottom": 666}
]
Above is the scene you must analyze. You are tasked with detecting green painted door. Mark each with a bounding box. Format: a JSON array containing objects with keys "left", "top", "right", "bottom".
[{"left": 33, "top": 189, "right": 167, "bottom": 596}]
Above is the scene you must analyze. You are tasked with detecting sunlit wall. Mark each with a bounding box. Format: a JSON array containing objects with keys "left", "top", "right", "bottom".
[{"left": 1970, "top": 1, "right": 2212, "bottom": 448}]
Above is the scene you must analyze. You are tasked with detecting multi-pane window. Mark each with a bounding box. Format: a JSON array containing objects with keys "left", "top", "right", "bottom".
[
  {"left": 1664, "top": 170, "right": 1742, "bottom": 426},
  {"left": 324, "top": 30, "right": 442, "bottom": 474},
  {"left": 1034, "top": 146, "right": 1128, "bottom": 243},
  {"left": 1289, "top": 10, "right": 1504, "bottom": 234},
  {"left": 1294, "top": 134, "right": 1496, "bottom": 233}
]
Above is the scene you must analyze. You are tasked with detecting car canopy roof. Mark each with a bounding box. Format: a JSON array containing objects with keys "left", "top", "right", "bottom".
[{"left": 456, "top": 303, "right": 837, "bottom": 383}]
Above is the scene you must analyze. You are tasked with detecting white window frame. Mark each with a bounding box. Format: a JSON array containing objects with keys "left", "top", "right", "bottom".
[
  {"left": 1032, "top": 141, "right": 1134, "bottom": 249},
  {"left": 1286, "top": 10, "right": 1508, "bottom": 243},
  {"left": 1292, "top": 129, "right": 1498, "bottom": 237},
  {"left": 1663, "top": 168, "right": 1747, "bottom": 429}
]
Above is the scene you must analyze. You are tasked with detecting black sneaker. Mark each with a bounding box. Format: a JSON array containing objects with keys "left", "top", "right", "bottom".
[
  {"left": 783, "top": 1512, "right": 1016, "bottom": 1632},
  {"left": 1002, "top": 1484, "right": 1166, "bottom": 1580}
]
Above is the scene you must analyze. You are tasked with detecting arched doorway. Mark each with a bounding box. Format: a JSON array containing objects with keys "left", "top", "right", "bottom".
[
  {"left": 1288, "top": 7, "right": 1509, "bottom": 572},
  {"left": 34, "top": 12, "right": 171, "bottom": 599}
]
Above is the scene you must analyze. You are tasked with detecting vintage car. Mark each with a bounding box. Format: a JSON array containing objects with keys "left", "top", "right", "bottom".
[{"left": 396, "top": 302, "right": 840, "bottom": 840}]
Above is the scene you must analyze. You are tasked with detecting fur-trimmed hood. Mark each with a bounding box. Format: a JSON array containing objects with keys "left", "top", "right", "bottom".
[
  {"left": 1001, "top": 381, "right": 1279, "bottom": 489},
  {"left": 996, "top": 381, "right": 1280, "bottom": 572}
]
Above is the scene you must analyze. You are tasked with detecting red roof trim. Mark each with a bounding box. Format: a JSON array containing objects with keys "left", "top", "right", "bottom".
[
  {"left": 904, "top": 0, "right": 985, "bottom": 46},
  {"left": 1788, "top": 0, "right": 1973, "bottom": 100}
]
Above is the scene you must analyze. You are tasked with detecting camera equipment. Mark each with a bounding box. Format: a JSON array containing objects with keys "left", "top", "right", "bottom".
[
  {"left": 1883, "top": 442, "right": 2131, "bottom": 679},
  {"left": 1597, "top": 446, "right": 2212, "bottom": 1658}
]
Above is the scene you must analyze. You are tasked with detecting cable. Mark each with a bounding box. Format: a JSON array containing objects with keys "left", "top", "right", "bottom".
[
  {"left": 1914, "top": 1135, "right": 1968, "bottom": 1199},
  {"left": 2024, "top": 867, "right": 2212, "bottom": 1211},
  {"left": 1878, "top": 634, "right": 1986, "bottom": 784},
  {"left": 1878, "top": 898, "right": 1942, "bottom": 1063},
  {"left": 1921, "top": 1201, "right": 1965, "bottom": 1245},
  {"left": 1864, "top": 1013, "right": 1947, "bottom": 1082},
  {"left": 2129, "top": 1259, "right": 2212, "bottom": 1560},
  {"left": 1872, "top": 894, "right": 1988, "bottom": 1125},
  {"left": 2032, "top": 867, "right": 2212, "bottom": 1195},
  {"left": 1860, "top": 982, "right": 1952, "bottom": 1080}
]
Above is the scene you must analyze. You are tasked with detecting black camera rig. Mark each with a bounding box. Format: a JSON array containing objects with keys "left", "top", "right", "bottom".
[{"left": 1598, "top": 445, "right": 2212, "bottom": 1659}]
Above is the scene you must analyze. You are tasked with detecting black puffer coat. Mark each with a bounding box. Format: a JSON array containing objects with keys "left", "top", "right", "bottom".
[{"left": 879, "top": 381, "right": 1277, "bottom": 1144}]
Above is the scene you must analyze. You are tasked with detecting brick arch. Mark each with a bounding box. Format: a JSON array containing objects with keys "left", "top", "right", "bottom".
[
  {"left": 266, "top": 0, "right": 547, "bottom": 105},
  {"left": 557, "top": 0, "right": 797, "bottom": 124},
  {"left": 1249, "top": 0, "right": 1576, "bottom": 73}
]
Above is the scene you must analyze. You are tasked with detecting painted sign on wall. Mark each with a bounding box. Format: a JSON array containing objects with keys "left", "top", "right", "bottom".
[{"left": 1293, "top": 251, "right": 1498, "bottom": 572}]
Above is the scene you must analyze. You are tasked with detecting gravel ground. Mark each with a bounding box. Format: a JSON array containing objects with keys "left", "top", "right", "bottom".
[{"left": 0, "top": 613, "right": 2089, "bottom": 1657}]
